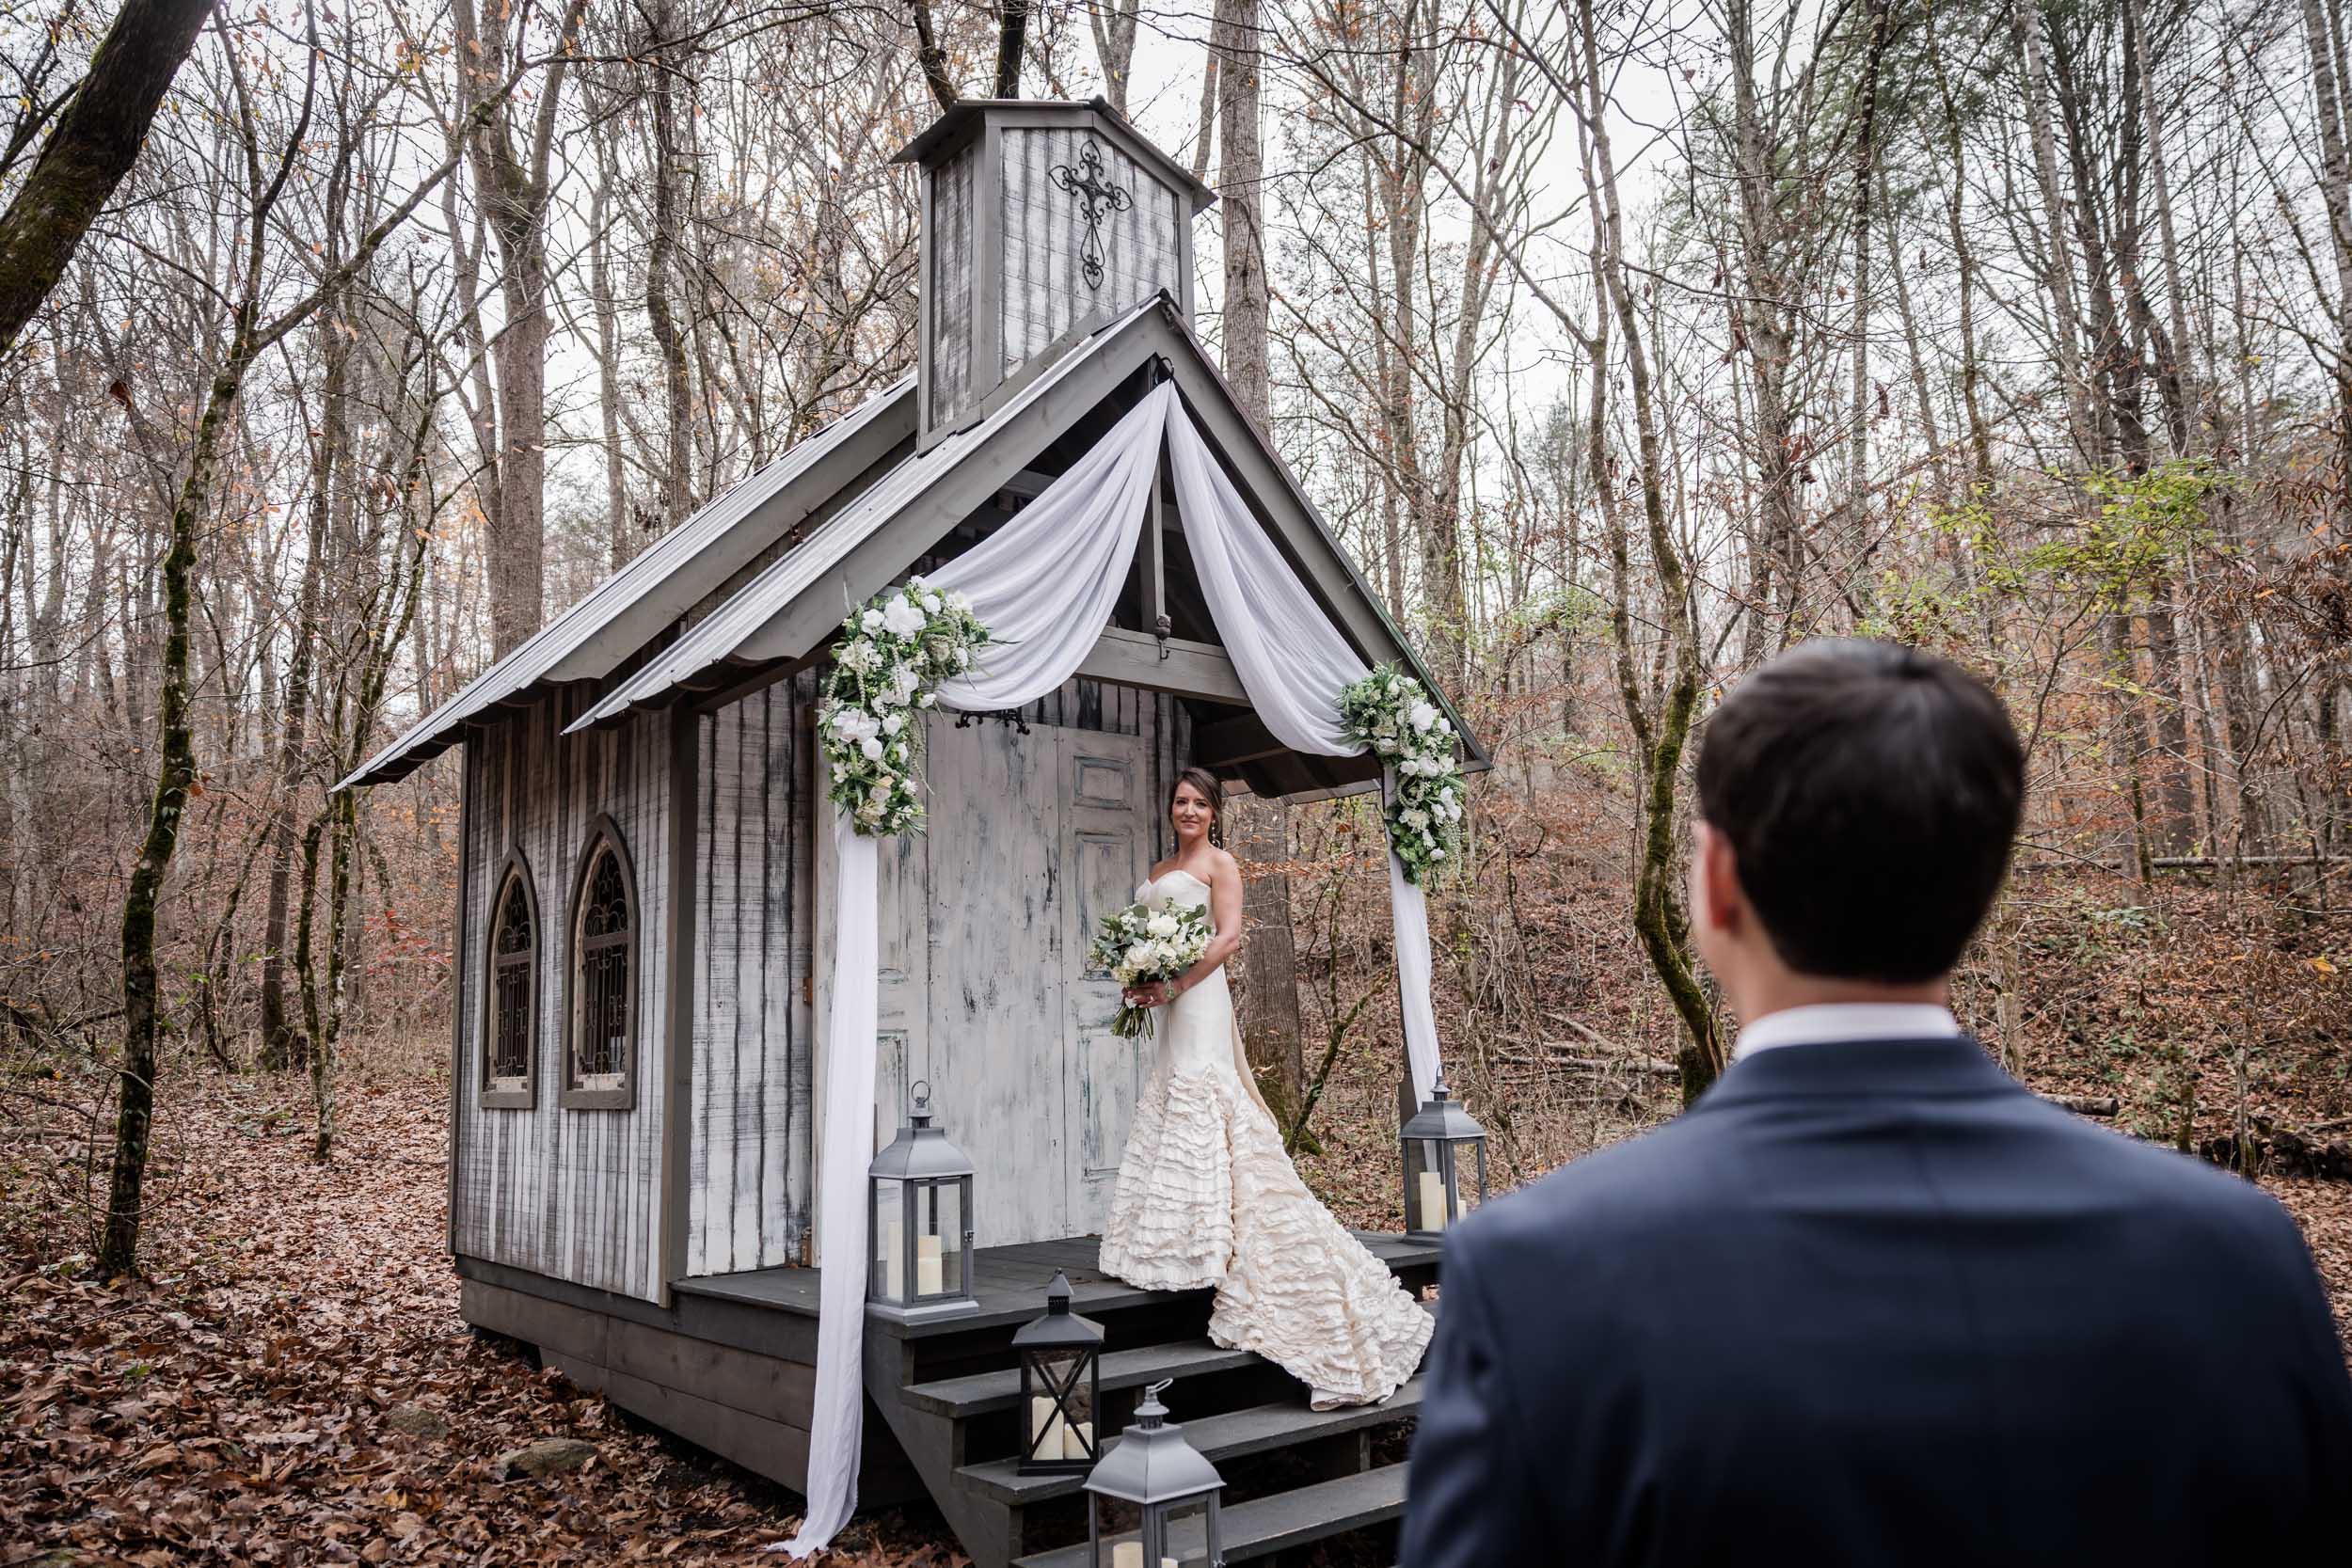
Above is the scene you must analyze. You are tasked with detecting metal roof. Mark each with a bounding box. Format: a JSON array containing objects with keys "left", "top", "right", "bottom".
[
  {"left": 332, "top": 376, "right": 915, "bottom": 791},
  {"left": 565, "top": 296, "right": 1169, "bottom": 735}
]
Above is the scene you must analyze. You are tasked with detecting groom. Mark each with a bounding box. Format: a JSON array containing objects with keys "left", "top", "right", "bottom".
[{"left": 1400, "top": 640, "right": 2352, "bottom": 1565}]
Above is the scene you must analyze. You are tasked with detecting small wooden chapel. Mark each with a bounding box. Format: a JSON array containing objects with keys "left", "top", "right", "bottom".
[{"left": 342, "top": 99, "right": 1482, "bottom": 1568}]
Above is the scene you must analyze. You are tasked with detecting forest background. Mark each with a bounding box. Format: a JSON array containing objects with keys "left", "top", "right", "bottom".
[{"left": 0, "top": 0, "right": 2348, "bottom": 1560}]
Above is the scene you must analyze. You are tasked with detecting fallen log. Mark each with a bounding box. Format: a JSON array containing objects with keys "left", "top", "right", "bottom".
[
  {"left": 2200, "top": 1122, "right": 2352, "bottom": 1181},
  {"left": 2045, "top": 1094, "right": 2119, "bottom": 1118},
  {"left": 1503, "top": 1038, "right": 1680, "bottom": 1077}
]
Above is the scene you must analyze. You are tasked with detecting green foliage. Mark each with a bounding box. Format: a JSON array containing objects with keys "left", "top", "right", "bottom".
[{"left": 1939, "top": 462, "right": 2229, "bottom": 610}]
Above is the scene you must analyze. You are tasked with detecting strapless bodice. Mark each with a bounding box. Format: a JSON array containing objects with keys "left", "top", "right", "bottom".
[{"left": 1136, "top": 867, "right": 1213, "bottom": 911}]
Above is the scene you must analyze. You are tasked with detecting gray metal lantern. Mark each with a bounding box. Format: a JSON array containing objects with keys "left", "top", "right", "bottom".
[
  {"left": 1401, "top": 1074, "right": 1486, "bottom": 1240},
  {"left": 866, "top": 1080, "right": 977, "bottom": 1322},
  {"left": 1013, "top": 1270, "right": 1104, "bottom": 1475},
  {"left": 1084, "top": 1379, "right": 1223, "bottom": 1568}
]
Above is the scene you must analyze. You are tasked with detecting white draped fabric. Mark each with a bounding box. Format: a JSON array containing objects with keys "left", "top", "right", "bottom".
[
  {"left": 780, "top": 814, "right": 880, "bottom": 1556},
  {"left": 1161, "top": 410, "right": 1365, "bottom": 758},
  {"left": 930, "top": 386, "right": 1172, "bottom": 711},
  {"left": 785, "top": 384, "right": 1447, "bottom": 1556}
]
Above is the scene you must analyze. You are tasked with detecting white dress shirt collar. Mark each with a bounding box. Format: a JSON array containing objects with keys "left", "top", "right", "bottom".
[{"left": 1729, "top": 1002, "right": 1963, "bottom": 1064}]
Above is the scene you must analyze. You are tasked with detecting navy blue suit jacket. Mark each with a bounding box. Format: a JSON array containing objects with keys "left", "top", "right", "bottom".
[{"left": 1400, "top": 1037, "right": 2352, "bottom": 1566}]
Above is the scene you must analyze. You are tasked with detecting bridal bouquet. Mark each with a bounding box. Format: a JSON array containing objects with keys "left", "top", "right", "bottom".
[{"left": 1089, "top": 900, "right": 1213, "bottom": 1039}]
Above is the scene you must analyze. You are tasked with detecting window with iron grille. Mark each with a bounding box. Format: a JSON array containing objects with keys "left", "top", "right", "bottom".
[
  {"left": 481, "top": 856, "right": 537, "bottom": 1109},
  {"left": 564, "top": 820, "right": 637, "bottom": 1110}
]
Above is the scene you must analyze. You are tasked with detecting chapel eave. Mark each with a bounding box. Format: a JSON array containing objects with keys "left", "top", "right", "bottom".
[{"left": 560, "top": 291, "right": 1487, "bottom": 790}]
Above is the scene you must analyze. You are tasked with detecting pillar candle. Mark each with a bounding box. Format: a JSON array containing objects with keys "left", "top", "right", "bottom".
[
  {"left": 882, "top": 1217, "right": 903, "bottom": 1299},
  {"left": 1030, "top": 1397, "right": 1066, "bottom": 1462},
  {"left": 1063, "top": 1419, "right": 1093, "bottom": 1460},
  {"left": 1417, "top": 1170, "right": 1449, "bottom": 1231},
  {"left": 1110, "top": 1545, "right": 1143, "bottom": 1568},
  {"left": 916, "top": 1232, "right": 944, "bottom": 1295}
]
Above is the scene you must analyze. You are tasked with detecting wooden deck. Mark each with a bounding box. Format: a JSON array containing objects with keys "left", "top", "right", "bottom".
[{"left": 673, "top": 1230, "right": 1442, "bottom": 1337}]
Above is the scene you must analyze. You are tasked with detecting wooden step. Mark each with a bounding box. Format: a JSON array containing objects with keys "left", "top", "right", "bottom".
[
  {"left": 1010, "top": 1462, "right": 1409, "bottom": 1567},
  {"left": 902, "top": 1300, "right": 1437, "bottom": 1422},
  {"left": 956, "top": 1375, "right": 1424, "bottom": 1505},
  {"left": 900, "top": 1338, "right": 1264, "bottom": 1419}
]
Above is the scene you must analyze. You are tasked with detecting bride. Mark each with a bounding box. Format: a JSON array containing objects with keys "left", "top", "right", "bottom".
[{"left": 1098, "top": 767, "right": 1434, "bottom": 1409}]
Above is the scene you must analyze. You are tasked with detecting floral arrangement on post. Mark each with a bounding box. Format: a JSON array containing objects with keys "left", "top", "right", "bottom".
[
  {"left": 818, "top": 576, "right": 990, "bottom": 836},
  {"left": 1339, "top": 663, "right": 1467, "bottom": 884}
]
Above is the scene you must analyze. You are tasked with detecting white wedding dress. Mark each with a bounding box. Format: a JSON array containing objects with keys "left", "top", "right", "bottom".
[{"left": 1098, "top": 868, "right": 1435, "bottom": 1409}]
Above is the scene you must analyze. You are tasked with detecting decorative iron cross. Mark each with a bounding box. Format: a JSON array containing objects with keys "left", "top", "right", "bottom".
[{"left": 1049, "top": 139, "right": 1133, "bottom": 290}]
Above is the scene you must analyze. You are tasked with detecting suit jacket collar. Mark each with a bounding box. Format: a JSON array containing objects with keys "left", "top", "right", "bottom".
[{"left": 1695, "top": 1035, "right": 2024, "bottom": 1111}]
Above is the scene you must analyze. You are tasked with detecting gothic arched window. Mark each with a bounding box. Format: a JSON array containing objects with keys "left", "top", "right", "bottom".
[
  {"left": 481, "top": 852, "right": 538, "bottom": 1110},
  {"left": 564, "top": 817, "right": 638, "bottom": 1110}
]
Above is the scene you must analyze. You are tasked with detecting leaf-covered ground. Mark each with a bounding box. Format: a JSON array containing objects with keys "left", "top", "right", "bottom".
[{"left": 0, "top": 1069, "right": 964, "bottom": 1567}]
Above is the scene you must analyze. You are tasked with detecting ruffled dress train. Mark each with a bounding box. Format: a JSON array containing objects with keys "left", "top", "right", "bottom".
[{"left": 1097, "top": 870, "right": 1433, "bottom": 1409}]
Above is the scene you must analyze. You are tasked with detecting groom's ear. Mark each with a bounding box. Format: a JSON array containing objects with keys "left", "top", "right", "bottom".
[{"left": 1692, "top": 819, "right": 1746, "bottom": 938}]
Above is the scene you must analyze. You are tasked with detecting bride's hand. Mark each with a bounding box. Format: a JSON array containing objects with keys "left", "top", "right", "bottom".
[{"left": 1124, "top": 980, "right": 1171, "bottom": 1008}]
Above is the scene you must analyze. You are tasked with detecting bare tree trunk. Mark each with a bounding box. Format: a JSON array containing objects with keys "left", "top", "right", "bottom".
[
  {"left": 1845, "top": 0, "right": 1890, "bottom": 618},
  {"left": 1215, "top": 0, "right": 1269, "bottom": 429},
  {"left": 1089, "top": 0, "right": 1143, "bottom": 114},
  {"left": 2010, "top": 0, "right": 2095, "bottom": 462},
  {"left": 453, "top": 0, "right": 585, "bottom": 657},
  {"left": 907, "top": 0, "right": 958, "bottom": 112},
  {"left": 1725, "top": 0, "right": 1805, "bottom": 657},
  {"left": 995, "top": 0, "right": 1030, "bottom": 96},
  {"left": 644, "top": 0, "right": 694, "bottom": 535},
  {"left": 259, "top": 297, "right": 347, "bottom": 1069},
  {"left": 0, "top": 0, "right": 217, "bottom": 355},
  {"left": 1579, "top": 0, "right": 1718, "bottom": 1099},
  {"left": 589, "top": 150, "right": 628, "bottom": 568}
]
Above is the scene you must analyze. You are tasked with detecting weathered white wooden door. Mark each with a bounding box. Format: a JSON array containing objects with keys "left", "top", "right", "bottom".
[
  {"left": 873, "top": 716, "right": 1154, "bottom": 1248},
  {"left": 1061, "top": 737, "right": 1153, "bottom": 1235},
  {"left": 922, "top": 717, "right": 1064, "bottom": 1246}
]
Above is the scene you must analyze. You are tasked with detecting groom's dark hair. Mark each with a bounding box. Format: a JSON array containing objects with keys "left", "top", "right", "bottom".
[{"left": 1696, "top": 639, "right": 2025, "bottom": 984}]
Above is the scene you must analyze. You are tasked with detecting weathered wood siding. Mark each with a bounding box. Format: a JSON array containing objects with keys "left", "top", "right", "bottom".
[
  {"left": 998, "top": 126, "right": 1185, "bottom": 378},
  {"left": 454, "top": 695, "right": 672, "bottom": 1302},
  {"left": 686, "top": 673, "right": 818, "bottom": 1276},
  {"left": 926, "top": 138, "right": 979, "bottom": 432}
]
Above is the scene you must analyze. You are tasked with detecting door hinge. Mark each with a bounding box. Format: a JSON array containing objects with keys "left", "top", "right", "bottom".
[{"left": 802, "top": 975, "right": 814, "bottom": 1006}]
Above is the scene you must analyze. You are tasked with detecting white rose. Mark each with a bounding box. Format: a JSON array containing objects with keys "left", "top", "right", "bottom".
[
  {"left": 1422, "top": 831, "right": 1436, "bottom": 847},
  {"left": 920, "top": 593, "right": 942, "bottom": 613},
  {"left": 1431, "top": 847, "right": 1446, "bottom": 860},
  {"left": 1440, "top": 787, "right": 1456, "bottom": 807},
  {"left": 882, "top": 595, "right": 927, "bottom": 638},
  {"left": 918, "top": 691, "right": 937, "bottom": 708},
  {"left": 882, "top": 713, "right": 904, "bottom": 736},
  {"left": 861, "top": 608, "right": 886, "bottom": 635},
  {"left": 953, "top": 645, "right": 971, "bottom": 670},
  {"left": 1147, "top": 912, "right": 1180, "bottom": 939},
  {"left": 860, "top": 736, "right": 883, "bottom": 761},
  {"left": 890, "top": 665, "right": 922, "bottom": 703},
  {"left": 1402, "top": 808, "right": 1430, "bottom": 832},
  {"left": 1408, "top": 702, "right": 1438, "bottom": 733}
]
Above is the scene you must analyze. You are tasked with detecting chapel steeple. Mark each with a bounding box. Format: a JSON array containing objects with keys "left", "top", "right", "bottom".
[{"left": 893, "top": 99, "right": 1217, "bottom": 450}]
